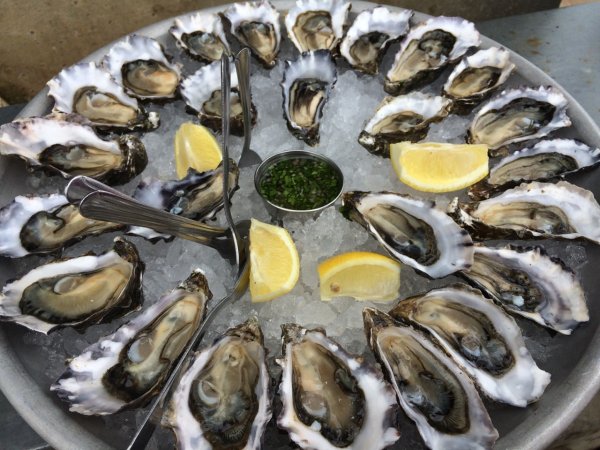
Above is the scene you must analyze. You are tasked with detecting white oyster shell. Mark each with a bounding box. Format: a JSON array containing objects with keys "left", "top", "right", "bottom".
[{"left": 170, "top": 12, "right": 230, "bottom": 61}]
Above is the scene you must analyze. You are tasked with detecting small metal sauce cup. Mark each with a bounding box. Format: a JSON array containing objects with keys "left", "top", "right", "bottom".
[{"left": 254, "top": 150, "right": 344, "bottom": 222}]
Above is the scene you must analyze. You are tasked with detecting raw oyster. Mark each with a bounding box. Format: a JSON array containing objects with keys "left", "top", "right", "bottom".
[
  {"left": 47, "top": 62, "right": 159, "bottom": 130},
  {"left": 468, "top": 86, "right": 571, "bottom": 152},
  {"left": 390, "top": 284, "right": 551, "bottom": 406},
  {"left": 342, "top": 191, "right": 474, "bottom": 278},
  {"left": 223, "top": 0, "right": 281, "bottom": 68},
  {"left": 363, "top": 307, "right": 499, "bottom": 450},
  {"left": 180, "top": 60, "right": 257, "bottom": 136},
  {"left": 469, "top": 139, "right": 600, "bottom": 199},
  {"left": 0, "top": 237, "right": 143, "bottom": 334},
  {"left": 170, "top": 12, "right": 230, "bottom": 62},
  {"left": 448, "top": 180, "right": 600, "bottom": 243},
  {"left": 51, "top": 270, "right": 211, "bottom": 415},
  {"left": 277, "top": 323, "right": 399, "bottom": 450},
  {"left": 385, "top": 16, "right": 480, "bottom": 95},
  {"left": 340, "top": 6, "right": 412, "bottom": 75},
  {"left": 0, "top": 114, "right": 147, "bottom": 184},
  {"left": 285, "top": 0, "right": 351, "bottom": 53},
  {"left": 0, "top": 194, "right": 122, "bottom": 258},
  {"left": 163, "top": 318, "right": 271, "bottom": 450},
  {"left": 461, "top": 245, "right": 588, "bottom": 334},
  {"left": 103, "top": 34, "right": 181, "bottom": 100},
  {"left": 128, "top": 161, "right": 240, "bottom": 241},
  {"left": 443, "top": 47, "right": 515, "bottom": 114},
  {"left": 281, "top": 50, "right": 337, "bottom": 146},
  {"left": 358, "top": 92, "right": 451, "bottom": 157}
]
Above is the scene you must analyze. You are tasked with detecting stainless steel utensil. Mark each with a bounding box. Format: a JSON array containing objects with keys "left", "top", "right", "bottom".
[{"left": 235, "top": 48, "right": 262, "bottom": 168}]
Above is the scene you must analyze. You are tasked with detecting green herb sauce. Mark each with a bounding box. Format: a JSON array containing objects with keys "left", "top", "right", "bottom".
[{"left": 259, "top": 158, "right": 342, "bottom": 210}]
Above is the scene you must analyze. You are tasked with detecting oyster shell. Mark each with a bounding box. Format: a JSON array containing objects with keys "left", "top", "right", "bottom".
[
  {"left": 170, "top": 12, "right": 230, "bottom": 62},
  {"left": 342, "top": 191, "right": 474, "bottom": 278},
  {"left": 51, "top": 270, "right": 211, "bottom": 415},
  {"left": 285, "top": 0, "right": 351, "bottom": 53},
  {"left": 461, "top": 245, "right": 588, "bottom": 334},
  {"left": 469, "top": 139, "right": 600, "bottom": 199},
  {"left": 103, "top": 34, "right": 181, "bottom": 100},
  {"left": 448, "top": 180, "right": 600, "bottom": 243},
  {"left": 163, "top": 318, "right": 271, "bottom": 450},
  {"left": 340, "top": 7, "right": 412, "bottom": 75},
  {"left": 363, "top": 307, "right": 499, "bottom": 450},
  {"left": 223, "top": 0, "right": 281, "bottom": 68},
  {"left": 0, "top": 114, "right": 147, "bottom": 184},
  {"left": 358, "top": 92, "right": 451, "bottom": 157},
  {"left": 385, "top": 16, "right": 480, "bottom": 95},
  {"left": 443, "top": 47, "right": 515, "bottom": 114},
  {"left": 47, "top": 62, "right": 159, "bottom": 130},
  {"left": 0, "top": 194, "right": 122, "bottom": 258},
  {"left": 390, "top": 284, "right": 551, "bottom": 407},
  {"left": 180, "top": 60, "right": 257, "bottom": 136},
  {"left": 0, "top": 237, "right": 143, "bottom": 334},
  {"left": 277, "top": 323, "right": 400, "bottom": 450},
  {"left": 281, "top": 50, "right": 337, "bottom": 146},
  {"left": 468, "top": 86, "right": 571, "bottom": 152}
]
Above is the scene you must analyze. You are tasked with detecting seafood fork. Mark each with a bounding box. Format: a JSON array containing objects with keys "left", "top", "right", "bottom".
[{"left": 235, "top": 48, "right": 262, "bottom": 168}]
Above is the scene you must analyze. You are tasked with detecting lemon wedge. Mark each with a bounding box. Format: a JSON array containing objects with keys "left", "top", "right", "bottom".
[
  {"left": 390, "top": 141, "right": 489, "bottom": 193},
  {"left": 249, "top": 219, "right": 300, "bottom": 302},
  {"left": 318, "top": 251, "right": 401, "bottom": 302},
  {"left": 174, "top": 123, "right": 223, "bottom": 178}
]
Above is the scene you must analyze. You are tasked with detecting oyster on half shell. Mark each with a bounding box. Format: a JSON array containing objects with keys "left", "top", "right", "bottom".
[
  {"left": 0, "top": 237, "right": 143, "bottom": 334},
  {"left": 51, "top": 270, "right": 211, "bottom": 415},
  {"left": 163, "top": 318, "right": 271, "bottom": 450},
  {"left": 170, "top": 12, "right": 230, "bottom": 62}
]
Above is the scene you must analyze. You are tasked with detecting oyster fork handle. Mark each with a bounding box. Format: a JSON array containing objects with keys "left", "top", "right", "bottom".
[{"left": 235, "top": 48, "right": 262, "bottom": 168}]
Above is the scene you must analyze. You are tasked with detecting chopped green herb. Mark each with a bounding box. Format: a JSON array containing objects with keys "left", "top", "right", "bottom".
[{"left": 259, "top": 158, "right": 342, "bottom": 210}]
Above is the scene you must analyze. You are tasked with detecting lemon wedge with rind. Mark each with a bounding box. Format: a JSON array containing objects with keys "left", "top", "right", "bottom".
[
  {"left": 175, "top": 123, "right": 223, "bottom": 178},
  {"left": 391, "top": 141, "right": 489, "bottom": 193},
  {"left": 249, "top": 219, "right": 300, "bottom": 302},
  {"left": 318, "top": 251, "right": 401, "bottom": 302}
]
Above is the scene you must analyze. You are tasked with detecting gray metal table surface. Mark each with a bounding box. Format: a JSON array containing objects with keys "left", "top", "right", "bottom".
[{"left": 1, "top": 2, "right": 599, "bottom": 449}]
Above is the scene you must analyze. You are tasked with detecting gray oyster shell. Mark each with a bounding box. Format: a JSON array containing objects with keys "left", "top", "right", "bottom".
[
  {"left": 0, "top": 237, "right": 143, "bottom": 334},
  {"left": 469, "top": 139, "right": 600, "bottom": 199},
  {"left": 170, "top": 12, "right": 230, "bottom": 62},
  {"left": 363, "top": 307, "right": 499, "bottom": 450},
  {"left": 163, "top": 318, "right": 271, "bottom": 450},
  {"left": 0, "top": 193, "right": 123, "bottom": 258},
  {"left": 390, "top": 284, "right": 551, "bottom": 406},
  {"left": 448, "top": 180, "right": 600, "bottom": 243},
  {"left": 342, "top": 191, "right": 474, "bottom": 278},
  {"left": 277, "top": 323, "right": 400, "bottom": 450},
  {"left": 51, "top": 270, "right": 211, "bottom": 415},
  {"left": 0, "top": 114, "right": 147, "bottom": 184},
  {"left": 460, "top": 245, "right": 589, "bottom": 334}
]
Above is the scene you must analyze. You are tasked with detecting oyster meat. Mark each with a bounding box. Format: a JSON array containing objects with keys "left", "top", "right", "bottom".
[
  {"left": 281, "top": 50, "right": 337, "bottom": 146},
  {"left": 0, "top": 194, "right": 122, "bottom": 258},
  {"left": 342, "top": 191, "right": 474, "bottom": 278},
  {"left": 0, "top": 114, "right": 147, "bottom": 184},
  {"left": 469, "top": 139, "right": 600, "bottom": 199},
  {"left": 390, "top": 284, "right": 551, "bottom": 406},
  {"left": 364, "top": 308, "right": 499, "bottom": 450},
  {"left": 443, "top": 47, "right": 515, "bottom": 114},
  {"left": 163, "top": 318, "right": 271, "bottom": 450},
  {"left": 103, "top": 34, "right": 181, "bottom": 100},
  {"left": 461, "top": 245, "right": 588, "bottom": 334},
  {"left": 448, "top": 180, "right": 600, "bottom": 243},
  {"left": 340, "top": 6, "right": 412, "bottom": 75},
  {"left": 358, "top": 92, "right": 451, "bottom": 157},
  {"left": 223, "top": 0, "right": 281, "bottom": 68},
  {"left": 47, "top": 62, "right": 159, "bottom": 130},
  {"left": 277, "top": 323, "right": 399, "bottom": 450},
  {"left": 170, "top": 12, "right": 230, "bottom": 62},
  {"left": 285, "top": 0, "right": 351, "bottom": 53},
  {"left": 51, "top": 271, "right": 211, "bottom": 415},
  {"left": 0, "top": 238, "right": 143, "bottom": 334},
  {"left": 180, "top": 60, "right": 257, "bottom": 136},
  {"left": 468, "top": 86, "right": 571, "bottom": 152},
  {"left": 385, "top": 16, "right": 480, "bottom": 95}
]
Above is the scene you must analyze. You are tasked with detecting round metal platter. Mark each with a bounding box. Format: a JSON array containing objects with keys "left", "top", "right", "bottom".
[{"left": 1, "top": 1, "right": 599, "bottom": 449}]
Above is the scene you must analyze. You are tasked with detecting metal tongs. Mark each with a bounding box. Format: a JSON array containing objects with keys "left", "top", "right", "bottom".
[{"left": 65, "top": 49, "right": 255, "bottom": 450}]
